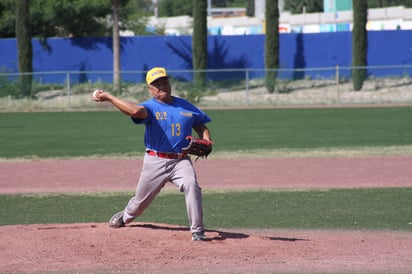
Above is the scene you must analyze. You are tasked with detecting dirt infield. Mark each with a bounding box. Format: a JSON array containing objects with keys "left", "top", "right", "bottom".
[{"left": 1, "top": 157, "right": 412, "bottom": 273}]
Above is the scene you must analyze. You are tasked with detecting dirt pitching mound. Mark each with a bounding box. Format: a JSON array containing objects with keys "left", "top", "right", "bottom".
[{"left": 1, "top": 223, "right": 411, "bottom": 273}]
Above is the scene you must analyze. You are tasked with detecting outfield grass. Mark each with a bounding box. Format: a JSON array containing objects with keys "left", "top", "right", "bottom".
[
  {"left": 1, "top": 188, "right": 411, "bottom": 231},
  {"left": 1, "top": 107, "right": 412, "bottom": 158}
]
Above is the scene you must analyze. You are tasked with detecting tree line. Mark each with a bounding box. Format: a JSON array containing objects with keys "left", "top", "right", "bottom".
[
  {"left": 4, "top": 0, "right": 387, "bottom": 97},
  {"left": 2, "top": 0, "right": 409, "bottom": 38}
]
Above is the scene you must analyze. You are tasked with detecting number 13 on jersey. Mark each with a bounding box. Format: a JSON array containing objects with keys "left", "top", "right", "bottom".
[{"left": 171, "top": 123, "right": 181, "bottom": 136}]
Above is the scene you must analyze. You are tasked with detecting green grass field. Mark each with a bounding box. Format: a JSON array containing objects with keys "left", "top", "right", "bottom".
[
  {"left": 1, "top": 107, "right": 412, "bottom": 158},
  {"left": 1, "top": 107, "right": 411, "bottom": 230},
  {"left": 1, "top": 188, "right": 411, "bottom": 230}
]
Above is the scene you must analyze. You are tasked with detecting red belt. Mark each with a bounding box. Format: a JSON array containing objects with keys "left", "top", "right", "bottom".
[{"left": 146, "top": 150, "right": 187, "bottom": 159}]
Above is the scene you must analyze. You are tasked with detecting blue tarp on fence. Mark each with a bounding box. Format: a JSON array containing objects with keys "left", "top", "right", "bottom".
[{"left": 0, "top": 30, "right": 411, "bottom": 83}]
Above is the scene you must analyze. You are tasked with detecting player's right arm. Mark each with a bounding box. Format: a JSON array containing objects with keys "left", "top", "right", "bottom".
[{"left": 93, "top": 90, "right": 148, "bottom": 119}]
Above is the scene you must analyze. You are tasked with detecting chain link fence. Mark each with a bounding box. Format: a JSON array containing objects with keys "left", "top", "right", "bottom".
[{"left": 1, "top": 66, "right": 411, "bottom": 111}]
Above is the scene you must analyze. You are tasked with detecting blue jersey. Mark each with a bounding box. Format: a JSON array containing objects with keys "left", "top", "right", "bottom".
[{"left": 132, "top": 96, "right": 211, "bottom": 153}]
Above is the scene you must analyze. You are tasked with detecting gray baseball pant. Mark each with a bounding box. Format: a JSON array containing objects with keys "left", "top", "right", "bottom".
[{"left": 122, "top": 154, "right": 204, "bottom": 233}]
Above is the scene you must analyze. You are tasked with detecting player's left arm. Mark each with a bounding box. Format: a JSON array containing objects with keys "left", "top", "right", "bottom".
[{"left": 193, "top": 124, "right": 212, "bottom": 142}]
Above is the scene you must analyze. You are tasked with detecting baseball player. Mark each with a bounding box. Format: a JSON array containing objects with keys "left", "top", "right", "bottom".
[{"left": 92, "top": 67, "right": 212, "bottom": 241}]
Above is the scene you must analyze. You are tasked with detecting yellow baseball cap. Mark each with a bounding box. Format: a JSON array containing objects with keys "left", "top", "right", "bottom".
[{"left": 146, "top": 67, "right": 169, "bottom": 85}]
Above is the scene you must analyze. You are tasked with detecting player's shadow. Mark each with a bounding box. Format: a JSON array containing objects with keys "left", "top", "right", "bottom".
[
  {"left": 132, "top": 223, "right": 190, "bottom": 232},
  {"left": 131, "top": 223, "right": 249, "bottom": 241},
  {"left": 262, "top": 236, "right": 310, "bottom": 242},
  {"left": 131, "top": 223, "right": 308, "bottom": 242},
  {"left": 206, "top": 229, "right": 249, "bottom": 241}
]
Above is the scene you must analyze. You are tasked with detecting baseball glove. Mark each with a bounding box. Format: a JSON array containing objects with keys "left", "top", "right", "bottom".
[{"left": 183, "top": 136, "right": 213, "bottom": 159}]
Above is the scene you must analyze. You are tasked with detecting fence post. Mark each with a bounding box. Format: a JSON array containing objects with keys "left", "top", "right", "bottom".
[
  {"left": 66, "top": 72, "right": 71, "bottom": 111},
  {"left": 245, "top": 69, "right": 250, "bottom": 106},
  {"left": 335, "top": 65, "right": 340, "bottom": 105}
]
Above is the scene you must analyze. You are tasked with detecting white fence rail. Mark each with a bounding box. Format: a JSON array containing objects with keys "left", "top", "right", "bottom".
[{"left": 1, "top": 66, "right": 411, "bottom": 111}]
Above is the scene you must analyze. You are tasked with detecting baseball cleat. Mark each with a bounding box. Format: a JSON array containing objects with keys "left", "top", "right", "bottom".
[
  {"left": 191, "top": 231, "right": 207, "bottom": 241},
  {"left": 109, "top": 210, "right": 125, "bottom": 228}
]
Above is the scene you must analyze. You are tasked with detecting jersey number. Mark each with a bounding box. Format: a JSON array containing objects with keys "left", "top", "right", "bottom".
[{"left": 171, "top": 123, "right": 181, "bottom": 136}]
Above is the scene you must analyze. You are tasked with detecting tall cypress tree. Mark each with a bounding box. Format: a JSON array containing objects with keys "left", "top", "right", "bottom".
[
  {"left": 15, "top": 0, "right": 32, "bottom": 98},
  {"left": 192, "top": 0, "right": 207, "bottom": 97},
  {"left": 265, "top": 0, "right": 279, "bottom": 93},
  {"left": 246, "top": 0, "right": 255, "bottom": 17},
  {"left": 352, "top": 0, "right": 368, "bottom": 91}
]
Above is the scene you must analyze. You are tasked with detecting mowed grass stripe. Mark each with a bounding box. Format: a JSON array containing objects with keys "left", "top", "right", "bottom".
[
  {"left": 1, "top": 188, "right": 411, "bottom": 231},
  {"left": 1, "top": 107, "right": 412, "bottom": 158}
]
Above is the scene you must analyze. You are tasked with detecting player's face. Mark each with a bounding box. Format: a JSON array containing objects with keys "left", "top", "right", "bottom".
[{"left": 149, "top": 77, "right": 172, "bottom": 103}]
